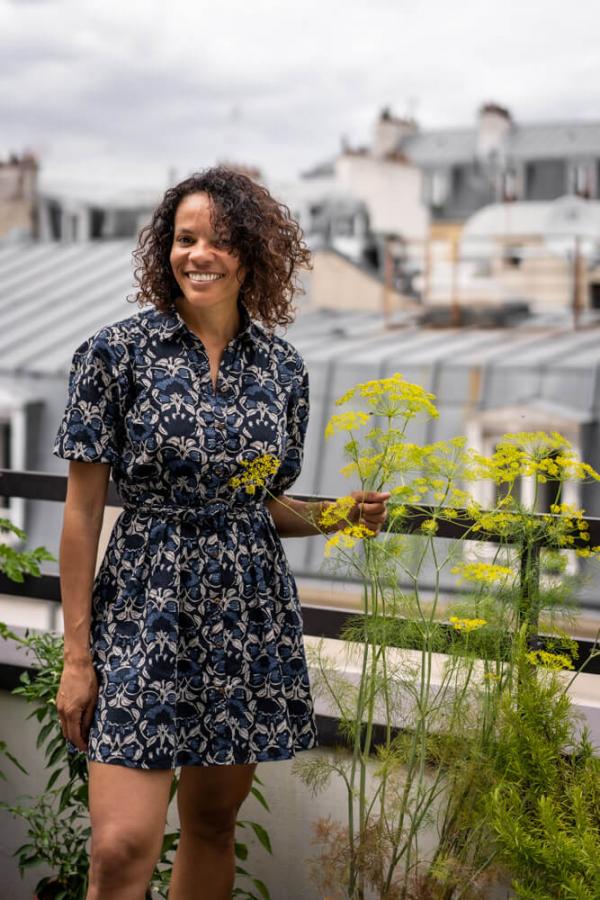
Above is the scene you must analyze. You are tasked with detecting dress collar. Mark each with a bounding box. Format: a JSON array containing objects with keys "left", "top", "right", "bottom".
[{"left": 153, "top": 300, "right": 263, "bottom": 347}]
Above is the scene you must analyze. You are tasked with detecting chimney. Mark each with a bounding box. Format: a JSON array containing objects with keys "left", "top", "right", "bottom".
[
  {"left": 373, "top": 107, "right": 418, "bottom": 159},
  {"left": 476, "top": 102, "right": 512, "bottom": 162}
]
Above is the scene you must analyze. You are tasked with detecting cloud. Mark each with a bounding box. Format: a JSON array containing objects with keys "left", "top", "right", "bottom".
[{"left": 1, "top": 0, "right": 600, "bottom": 196}]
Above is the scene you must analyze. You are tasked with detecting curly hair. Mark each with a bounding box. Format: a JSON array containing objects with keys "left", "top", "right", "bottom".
[{"left": 132, "top": 166, "right": 311, "bottom": 330}]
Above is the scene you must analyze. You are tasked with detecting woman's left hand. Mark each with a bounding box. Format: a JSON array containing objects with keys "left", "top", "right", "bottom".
[{"left": 346, "top": 490, "right": 391, "bottom": 535}]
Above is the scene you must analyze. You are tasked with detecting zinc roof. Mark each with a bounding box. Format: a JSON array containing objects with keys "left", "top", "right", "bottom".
[
  {"left": 0, "top": 242, "right": 599, "bottom": 421},
  {"left": 404, "top": 120, "right": 600, "bottom": 167}
]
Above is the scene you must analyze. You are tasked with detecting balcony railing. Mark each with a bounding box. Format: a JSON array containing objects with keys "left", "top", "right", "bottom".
[{"left": 1, "top": 467, "right": 599, "bottom": 749}]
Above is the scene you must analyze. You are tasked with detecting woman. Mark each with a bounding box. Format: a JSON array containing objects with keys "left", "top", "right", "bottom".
[{"left": 54, "top": 167, "right": 390, "bottom": 899}]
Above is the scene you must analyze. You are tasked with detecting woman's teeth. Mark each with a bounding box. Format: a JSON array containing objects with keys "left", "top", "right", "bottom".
[{"left": 188, "top": 272, "right": 223, "bottom": 282}]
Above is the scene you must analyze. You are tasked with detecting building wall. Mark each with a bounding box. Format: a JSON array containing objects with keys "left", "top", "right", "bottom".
[
  {"left": 335, "top": 154, "right": 428, "bottom": 239},
  {"left": 311, "top": 248, "right": 407, "bottom": 313},
  {"left": 0, "top": 157, "right": 38, "bottom": 240}
]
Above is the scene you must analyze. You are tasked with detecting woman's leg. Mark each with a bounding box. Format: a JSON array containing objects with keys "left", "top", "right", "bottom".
[
  {"left": 169, "top": 762, "right": 258, "bottom": 900},
  {"left": 87, "top": 760, "right": 174, "bottom": 900}
]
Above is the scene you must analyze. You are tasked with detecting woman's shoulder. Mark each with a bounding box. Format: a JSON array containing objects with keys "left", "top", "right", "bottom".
[
  {"left": 71, "top": 308, "right": 159, "bottom": 359},
  {"left": 253, "top": 321, "right": 306, "bottom": 371}
]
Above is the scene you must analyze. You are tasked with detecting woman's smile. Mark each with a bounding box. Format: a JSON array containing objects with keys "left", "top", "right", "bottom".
[{"left": 186, "top": 272, "right": 225, "bottom": 283}]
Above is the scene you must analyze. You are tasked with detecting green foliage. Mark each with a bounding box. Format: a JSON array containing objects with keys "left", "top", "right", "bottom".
[
  {"left": 2, "top": 628, "right": 92, "bottom": 898},
  {"left": 0, "top": 518, "right": 55, "bottom": 582},
  {"left": 487, "top": 660, "right": 600, "bottom": 899},
  {"left": 288, "top": 375, "right": 600, "bottom": 900}
]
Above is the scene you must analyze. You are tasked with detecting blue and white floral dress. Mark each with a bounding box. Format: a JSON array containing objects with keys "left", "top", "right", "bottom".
[{"left": 53, "top": 303, "right": 319, "bottom": 769}]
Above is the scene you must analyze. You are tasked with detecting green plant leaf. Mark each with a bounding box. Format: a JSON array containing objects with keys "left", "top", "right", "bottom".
[
  {"left": 235, "top": 841, "right": 248, "bottom": 860},
  {"left": 45, "top": 768, "right": 62, "bottom": 791},
  {"left": 250, "top": 877, "right": 270, "bottom": 900},
  {"left": 246, "top": 822, "right": 272, "bottom": 854},
  {"left": 0, "top": 741, "right": 28, "bottom": 775},
  {"left": 250, "top": 785, "right": 270, "bottom": 812},
  {"left": 235, "top": 865, "right": 251, "bottom": 877},
  {"left": 161, "top": 831, "right": 179, "bottom": 854},
  {"left": 37, "top": 719, "right": 57, "bottom": 749}
]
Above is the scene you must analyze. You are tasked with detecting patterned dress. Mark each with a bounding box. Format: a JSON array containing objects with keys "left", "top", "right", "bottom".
[{"left": 53, "top": 302, "right": 319, "bottom": 769}]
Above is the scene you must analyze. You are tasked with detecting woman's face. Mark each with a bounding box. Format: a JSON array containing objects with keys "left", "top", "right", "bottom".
[{"left": 169, "top": 192, "right": 246, "bottom": 314}]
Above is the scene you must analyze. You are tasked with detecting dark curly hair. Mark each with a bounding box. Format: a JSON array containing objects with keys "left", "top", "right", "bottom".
[{"left": 132, "top": 166, "right": 311, "bottom": 330}]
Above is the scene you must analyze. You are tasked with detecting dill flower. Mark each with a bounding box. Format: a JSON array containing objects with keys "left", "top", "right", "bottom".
[
  {"left": 526, "top": 649, "right": 574, "bottom": 670},
  {"left": 229, "top": 454, "right": 281, "bottom": 494},
  {"left": 420, "top": 518, "right": 438, "bottom": 535},
  {"left": 470, "top": 510, "right": 522, "bottom": 537},
  {"left": 441, "top": 508, "right": 459, "bottom": 519},
  {"left": 477, "top": 431, "right": 600, "bottom": 485},
  {"left": 451, "top": 562, "right": 513, "bottom": 585},
  {"left": 334, "top": 373, "right": 438, "bottom": 420},
  {"left": 575, "top": 547, "right": 600, "bottom": 558},
  {"left": 324, "top": 411, "right": 371, "bottom": 439},
  {"left": 449, "top": 616, "right": 487, "bottom": 633},
  {"left": 340, "top": 453, "right": 383, "bottom": 480},
  {"left": 319, "top": 495, "right": 356, "bottom": 529},
  {"left": 324, "top": 524, "right": 375, "bottom": 558}
]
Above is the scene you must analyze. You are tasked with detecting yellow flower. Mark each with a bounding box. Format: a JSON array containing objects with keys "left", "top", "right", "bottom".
[
  {"left": 319, "top": 496, "right": 356, "bottom": 529},
  {"left": 340, "top": 453, "right": 382, "bottom": 480},
  {"left": 229, "top": 454, "right": 281, "bottom": 492},
  {"left": 324, "top": 524, "right": 375, "bottom": 557},
  {"left": 325, "top": 411, "right": 371, "bottom": 439},
  {"left": 420, "top": 518, "right": 438, "bottom": 535},
  {"left": 451, "top": 562, "right": 513, "bottom": 585},
  {"left": 526, "top": 649, "right": 574, "bottom": 671},
  {"left": 334, "top": 373, "right": 438, "bottom": 421},
  {"left": 476, "top": 432, "right": 600, "bottom": 485},
  {"left": 449, "top": 616, "right": 487, "bottom": 633},
  {"left": 470, "top": 510, "right": 522, "bottom": 537}
]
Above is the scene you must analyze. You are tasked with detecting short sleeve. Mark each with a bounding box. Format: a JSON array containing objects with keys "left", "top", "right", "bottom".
[
  {"left": 53, "top": 329, "right": 130, "bottom": 465},
  {"left": 268, "top": 358, "right": 310, "bottom": 497}
]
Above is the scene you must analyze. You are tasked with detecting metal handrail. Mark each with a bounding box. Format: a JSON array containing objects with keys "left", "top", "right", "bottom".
[{"left": 1, "top": 469, "right": 599, "bottom": 676}]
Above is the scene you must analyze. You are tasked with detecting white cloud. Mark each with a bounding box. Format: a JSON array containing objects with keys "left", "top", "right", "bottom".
[{"left": 1, "top": 0, "right": 600, "bottom": 197}]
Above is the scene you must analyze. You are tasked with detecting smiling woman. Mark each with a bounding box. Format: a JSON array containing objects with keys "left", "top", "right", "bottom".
[{"left": 51, "top": 166, "right": 390, "bottom": 899}]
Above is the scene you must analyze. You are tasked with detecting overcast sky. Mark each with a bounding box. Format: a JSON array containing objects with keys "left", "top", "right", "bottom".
[{"left": 2, "top": 0, "right": 600, "bottom": 200}]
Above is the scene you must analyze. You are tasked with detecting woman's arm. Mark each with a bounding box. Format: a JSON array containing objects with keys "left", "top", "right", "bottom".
[
  {"left": 56, "top": 460, "right": 110, "bottom": 751},
  {"left": 265, "top": 490, "right": 390, "bottom": 539}
]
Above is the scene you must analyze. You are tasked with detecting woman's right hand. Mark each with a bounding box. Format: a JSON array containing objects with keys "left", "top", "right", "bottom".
[{"left": 56, "top": 659, "right": 99, "bottom": 752}]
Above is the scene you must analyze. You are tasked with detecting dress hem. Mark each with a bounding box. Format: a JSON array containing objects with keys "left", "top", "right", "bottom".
[{"left": 80, "top": 737, "right": 320, "bottom": 770}]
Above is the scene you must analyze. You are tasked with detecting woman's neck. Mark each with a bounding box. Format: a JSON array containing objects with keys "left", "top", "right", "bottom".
[{"left": 176, "top": 297, "right": 241, "bottom": 347}]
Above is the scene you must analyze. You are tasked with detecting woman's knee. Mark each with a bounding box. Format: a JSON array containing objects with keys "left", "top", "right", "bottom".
[
  {"left": 89, "top": 824, "right": 159, "bottom": 885},
  {"left": 176, "top": 763, "right": 256, "bottom": 847},
  {"left": 182, "top": 803, "right": 239, "bottom": 847}
]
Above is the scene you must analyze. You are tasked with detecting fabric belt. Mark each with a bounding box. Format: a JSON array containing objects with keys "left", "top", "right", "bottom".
[{"left": 121, "top": 500, "right": 265, "bottom": 530}]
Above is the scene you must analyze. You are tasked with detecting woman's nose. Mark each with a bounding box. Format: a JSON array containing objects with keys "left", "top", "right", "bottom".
[{"left": 189, "top": 240, "right": 215, "bottom": 261}]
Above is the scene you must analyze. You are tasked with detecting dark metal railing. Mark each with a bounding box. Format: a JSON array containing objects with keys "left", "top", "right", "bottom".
[{"left": 1, "top": 469, "right": 599, "bottom": 683}]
